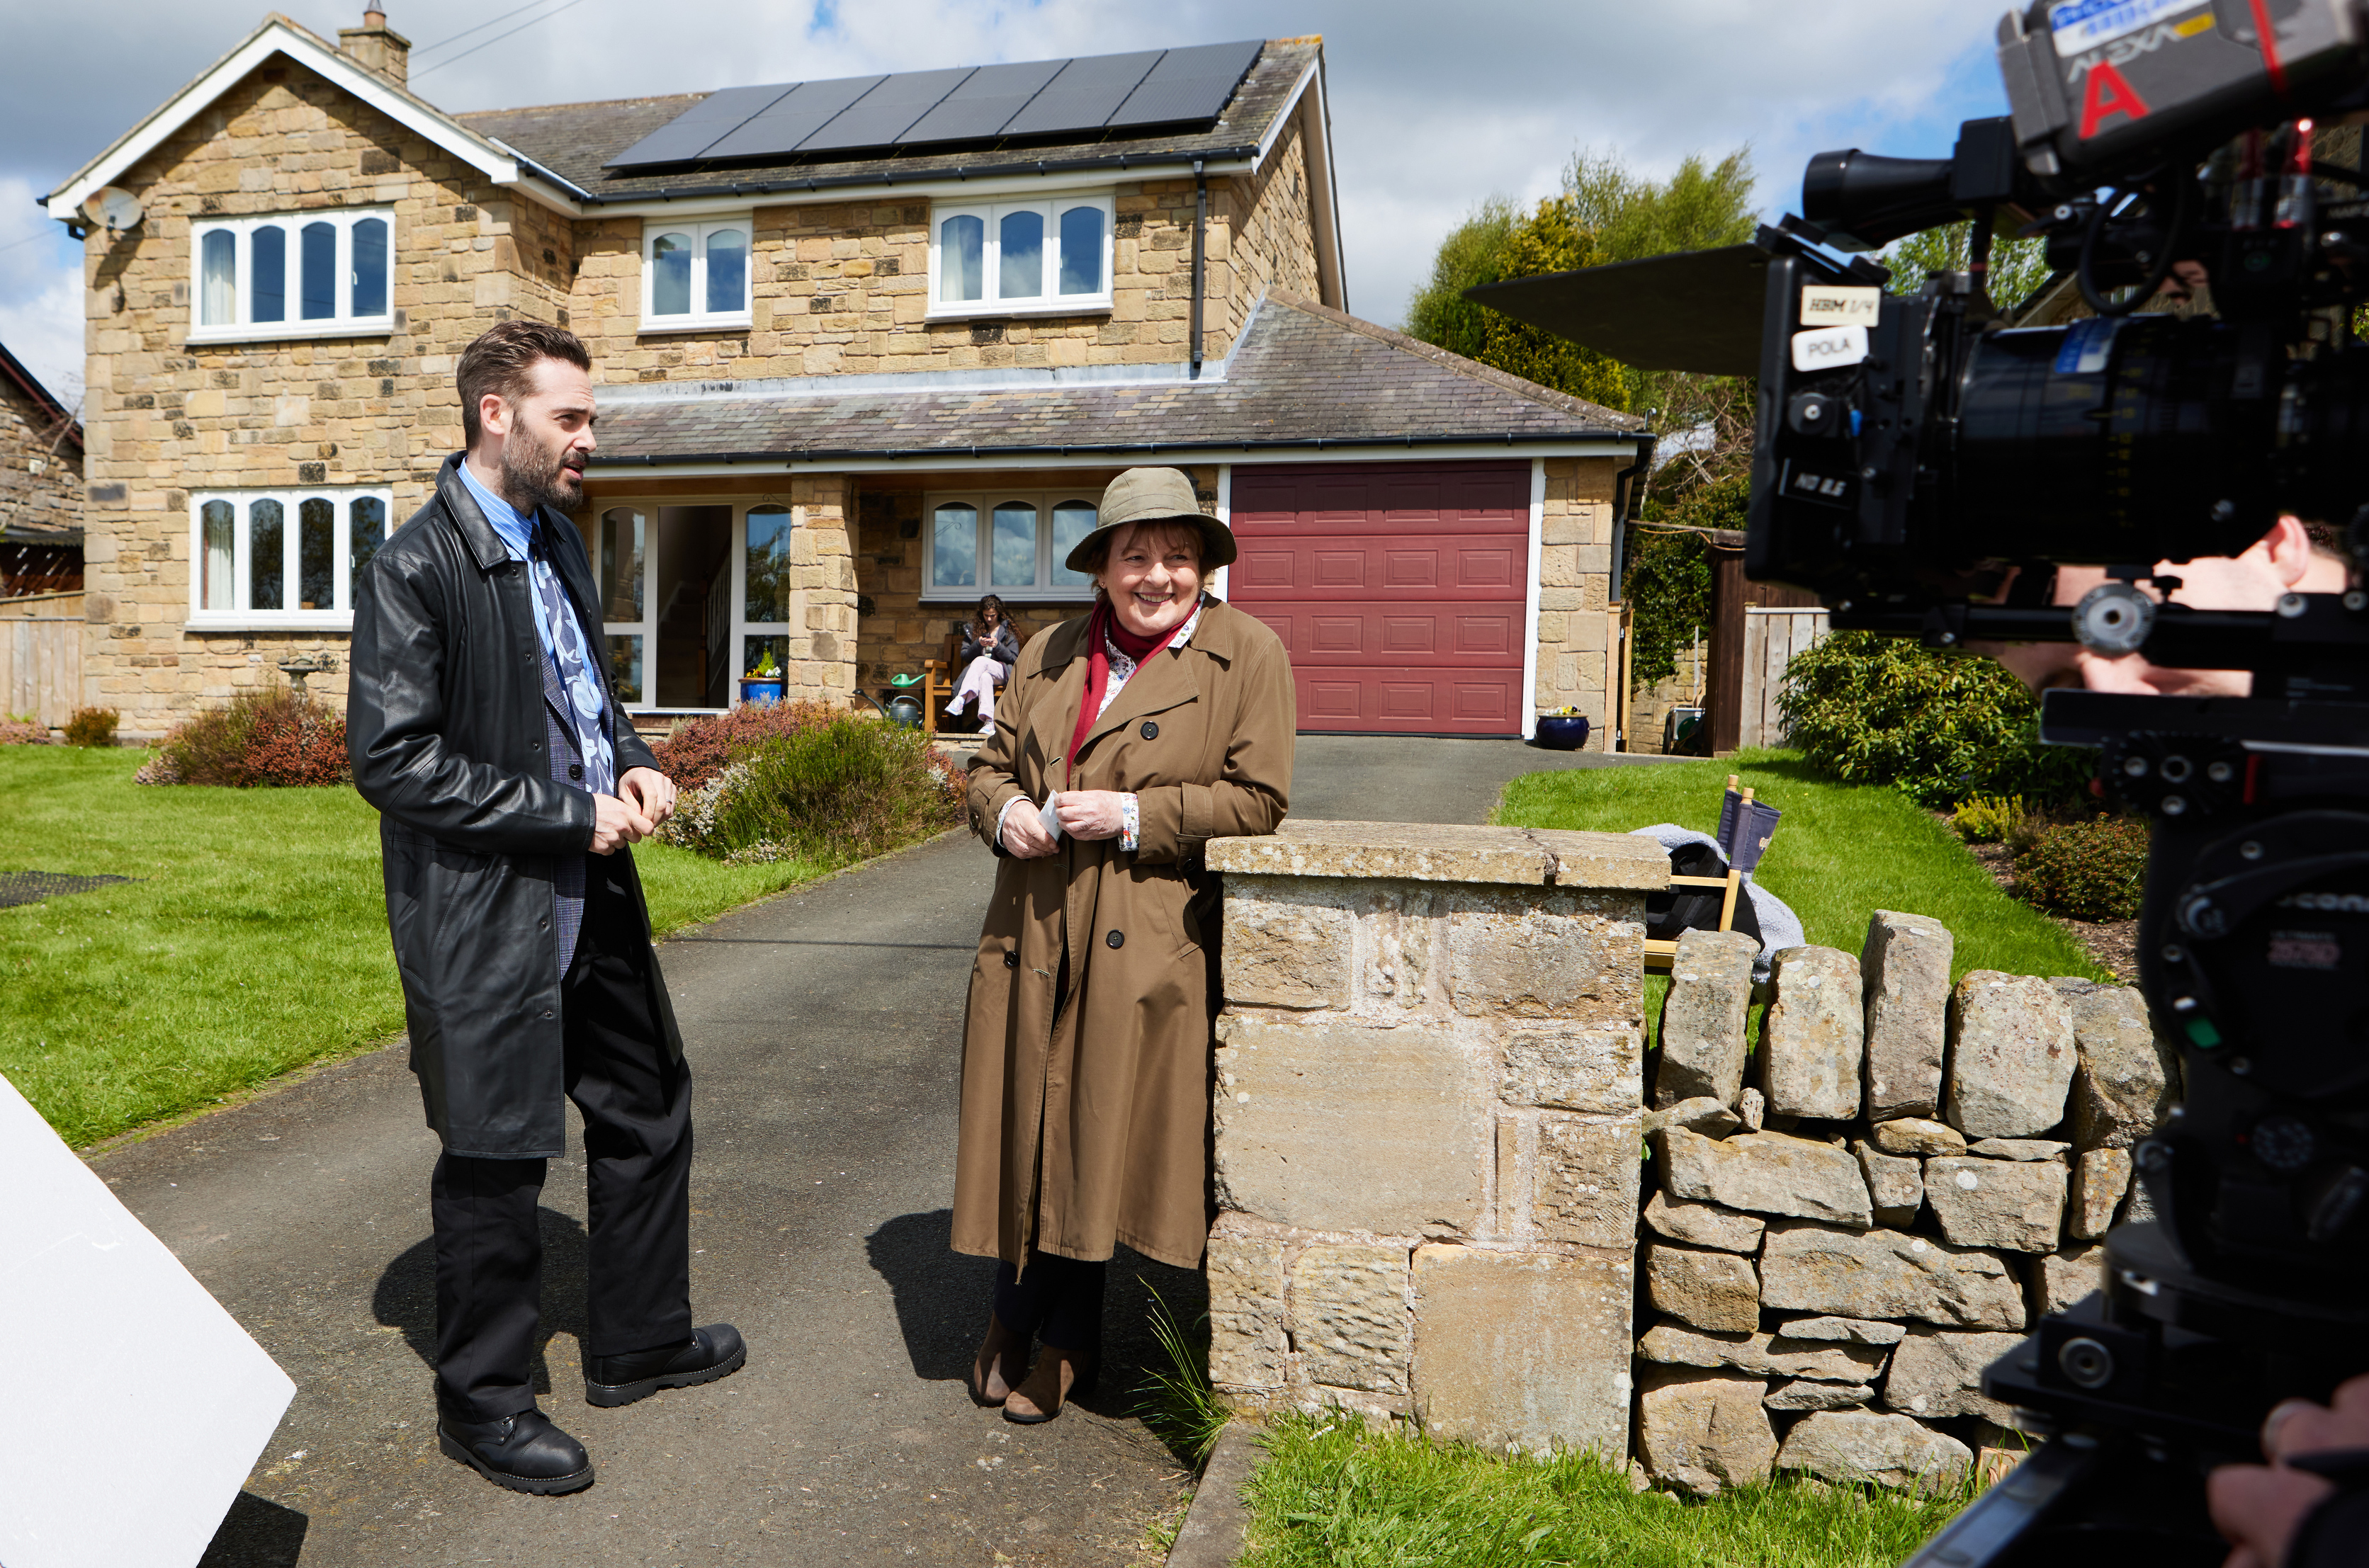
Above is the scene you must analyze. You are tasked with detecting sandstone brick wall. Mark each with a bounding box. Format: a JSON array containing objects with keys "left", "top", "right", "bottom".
[
  {"left": 1204, "top": 822, "right": 1668, "bottom": 1456},
  {"left": 0, "top": 375, "right": 82, "bottom": 541},
  {"left": 1212, "top": 113, "right": 1323, "bottom": 360},
  {"left": 1625, "top": 641, "right": 1707, "bottom": 755},
  {"left": 1632, "top": 916, "right": 2179, "bottom": 1495},
  {"left": 1533, "top": 458, "right": 1617, "bottom": 747}
]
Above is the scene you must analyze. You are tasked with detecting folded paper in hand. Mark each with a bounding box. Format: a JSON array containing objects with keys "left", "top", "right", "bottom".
[{"left": 1039, "top": 792, "right": 1063, "bottom": 843}]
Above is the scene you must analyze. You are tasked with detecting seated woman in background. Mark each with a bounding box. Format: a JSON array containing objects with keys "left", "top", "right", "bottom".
[{"left": 945, "top": 594, "right": 1020, "bottom": 729}]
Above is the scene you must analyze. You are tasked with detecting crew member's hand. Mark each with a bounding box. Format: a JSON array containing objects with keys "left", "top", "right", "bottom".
[
  {"left": 589, "top": 792, "right": 655, "bottom": 856},
  {"left": 2210, "top": 1375, "right": 2369, "bottom": 1568},
  {"left": 1000, "top": 799, "right": 1059, "bottom": 858},
  {"left": 619, "top": 765, "right": 677, "bottom": 828},
  {"left": 1056, "top": 790, "right": 1128, "bottom": 841}
]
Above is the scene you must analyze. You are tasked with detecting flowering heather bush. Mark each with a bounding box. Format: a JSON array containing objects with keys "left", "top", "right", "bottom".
[
  {"left": 649, "top": 700, "right": 837, "bottom": 790},
  {"left": 0, "top": 718, "right": 46, "bottom": 745},
  {"left": 140, "top": 687, "right": 350, "bottom": 787},
  {"left": 657, "top": 713, "right": 962, "bottom": 867},
  {"left": 2014, "top": 815, "right": 2150, "bottom": 922}
]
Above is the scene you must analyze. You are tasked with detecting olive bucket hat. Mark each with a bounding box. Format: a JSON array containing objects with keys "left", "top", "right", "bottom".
[{"left": 1063, "top": 466, "right": 1238, "bottom": 574}]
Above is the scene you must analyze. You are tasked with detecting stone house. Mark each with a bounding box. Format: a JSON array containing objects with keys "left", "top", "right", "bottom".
[
  {"left": 45, "top": 9, "right": 1647, "bottom": 742},
  {"left": 0, "top": 341, "right": 84, "bottom": 599}
]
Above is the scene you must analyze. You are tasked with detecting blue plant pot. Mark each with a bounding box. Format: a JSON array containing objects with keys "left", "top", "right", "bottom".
[
  {"left": 1536, "top": 715, "right": 1590, "bottom": 751},
  {"left": 739, "top": 678, "right": 784, "bottom": 708}
]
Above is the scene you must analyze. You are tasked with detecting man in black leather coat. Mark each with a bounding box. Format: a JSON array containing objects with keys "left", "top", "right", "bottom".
[{"left": 348, "top": 321, "right": 742, "bottom": 1495}]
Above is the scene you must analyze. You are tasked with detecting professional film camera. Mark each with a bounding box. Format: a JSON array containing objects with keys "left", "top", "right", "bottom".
[{"left": 1475, "top": 4, "right": 2369, "bottom": 1562}]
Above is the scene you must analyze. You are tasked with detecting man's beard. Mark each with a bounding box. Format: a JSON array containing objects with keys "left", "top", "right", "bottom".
[{"left": 498, "top": 425, "right": 584, "bottom": 513}]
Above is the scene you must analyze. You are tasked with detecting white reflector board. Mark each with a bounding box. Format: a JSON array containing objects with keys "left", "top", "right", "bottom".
[{"left": 0, "top": 1073, "right": 296, "bottom": 1568}]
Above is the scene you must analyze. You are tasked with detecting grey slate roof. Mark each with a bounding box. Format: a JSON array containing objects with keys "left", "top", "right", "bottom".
[
  {"left": 455, "top": 40, "right": 1321, "bottom": 204},
  {"left": 584, "top": 291, "right": 1644, "bottom": 467}
]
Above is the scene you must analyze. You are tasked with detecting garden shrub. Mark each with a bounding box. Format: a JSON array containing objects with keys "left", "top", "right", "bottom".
[
  {"left": 1778, "top": 630, "right": 2096, "bottom": 809},
  {"left": 660, "top": 713, "right": 961, "bottom": 866},
  {"left": 650, "top": 700, "right": 837, "bottom": 791},
  {"left": 140, "top": 687, "right": 350, "bottom": 787},
  {"left": 1951, "top": 794, "right": 2032, "bottom": 845},
  {"left": 2015, "top": 816, "right": 2150, "bottom": 921},
  {"left": 0, "top": 717, "right": 45, "bottom": 745},
  {"left": 64, "top": 707, "right": 119, "bottom": 748}
]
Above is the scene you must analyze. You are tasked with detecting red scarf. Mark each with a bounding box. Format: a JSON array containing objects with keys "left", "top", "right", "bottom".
[{"left": 1065, "top": 598, "right": 1190, "bottom": 784}]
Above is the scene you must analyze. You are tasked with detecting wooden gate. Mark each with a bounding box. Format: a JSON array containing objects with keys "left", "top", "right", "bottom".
[
  {"left": 0, "top": 604, "right": 83, "bottom": 728},
  {"left": 1738, "top": 606, "right": 1827, "bottom": 750}
]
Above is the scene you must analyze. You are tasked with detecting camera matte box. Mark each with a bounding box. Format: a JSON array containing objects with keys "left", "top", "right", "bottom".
[{"left": 0, "top": 1073, "right": 295, "bottom": 1568}]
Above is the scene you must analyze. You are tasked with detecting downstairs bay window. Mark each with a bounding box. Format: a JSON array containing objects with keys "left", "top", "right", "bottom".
[{"left": 189, "top": 486, "right": 390, "bottom": 629}]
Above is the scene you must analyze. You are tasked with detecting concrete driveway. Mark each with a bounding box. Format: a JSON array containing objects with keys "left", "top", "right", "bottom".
[{"left": 129, "top": 734, "right": 1649, "bottom": 1565}]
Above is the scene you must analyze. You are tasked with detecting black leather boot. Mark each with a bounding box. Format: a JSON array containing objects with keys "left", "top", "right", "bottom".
[
  {"left": 436, "top": 1408, "right": 595, "bottom": 1495},
  {"left": 583, "top": 1323, "right": 747, "bottom": 1408}
]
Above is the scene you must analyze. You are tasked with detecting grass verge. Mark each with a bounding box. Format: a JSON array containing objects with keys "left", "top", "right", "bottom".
[
  {"left": 0, "top": 746, "right": 836, "bottom": 1147},
  {"left": 1242, "top": 1411, "right": 1972, "bottom": 1568}
]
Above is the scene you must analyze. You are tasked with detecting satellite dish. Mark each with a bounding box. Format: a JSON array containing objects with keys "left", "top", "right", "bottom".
[{"left": 80, "top": 187, "right": 144, "bottom": 234}]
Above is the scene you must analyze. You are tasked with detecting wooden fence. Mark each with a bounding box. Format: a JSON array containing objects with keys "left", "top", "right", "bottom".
[
  {"left": 1737, "top": 606, "right": 1828, "bottom": 750},
  {"left": 0, "top": 599, "right": 82, "bottom": 728}
]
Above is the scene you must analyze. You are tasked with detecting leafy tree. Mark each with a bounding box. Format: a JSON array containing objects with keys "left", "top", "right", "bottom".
[
  {"left": 1880, "top": 220, "right": 2052, "bottom": 310},
  {"left": 1405, "top": 197, "right": 1520, "bottom": 363}
]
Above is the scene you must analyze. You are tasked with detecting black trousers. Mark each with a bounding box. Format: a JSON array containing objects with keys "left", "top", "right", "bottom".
[
  {"left": 993, "top": 1251, "right": 1107, "bottom": 1354},
  {"left": 429, "top": 857, "right": 694, "bottom": 1421}
]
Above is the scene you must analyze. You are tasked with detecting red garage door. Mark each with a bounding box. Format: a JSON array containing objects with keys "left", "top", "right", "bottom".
[{"left": 1228, "top": 462, "right": 1530, "bottom": 735}]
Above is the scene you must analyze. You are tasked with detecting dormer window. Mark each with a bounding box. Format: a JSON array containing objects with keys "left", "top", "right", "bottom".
[
  {"left": 188, "top": 208, "right": 394, "bottom": 344},
  {"left": 640, "top": 217, "right": 752, "bottom": 332},
  {"left": 928, "top": 195, "right": 1113, "bottom": 318}
]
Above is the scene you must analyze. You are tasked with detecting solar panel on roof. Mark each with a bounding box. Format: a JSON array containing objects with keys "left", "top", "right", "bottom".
[
  {"left": 701, "top": 74, "right": 887, "bottom": 161},
  {"left": 998, "top": 49, "right": 1164, "bottom": 137},
  {"left": 894, "top": 57, "right": 1068, "bottom": 146},
  {"left": 1104, "top": 39, "right": 1262, "bottom": 129},
  {"left": 798, "top": 65, "right": 976, "bottom": 152},
  {"left": 608, "top": 83, "right": 793, "bottom": 169}
]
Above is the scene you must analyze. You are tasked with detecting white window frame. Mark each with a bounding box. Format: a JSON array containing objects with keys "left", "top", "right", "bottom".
[
  {"left": 186, "top": 208, "right": 396, "bottom": 346},
  {"left": 927, "top": 193, "right": 1114, "bottom": 320},
  {"left": 639, "top": 215, "right": 754, "bottom": 334},
  {"left": 582, "top": 497, "right": 798, "bottom": 713},
  {"left": 920, "top": 489, "right": 1102, "bottom": 603},
  {"left": 186, "top": 485, "right": 392, "bottom": 630}
]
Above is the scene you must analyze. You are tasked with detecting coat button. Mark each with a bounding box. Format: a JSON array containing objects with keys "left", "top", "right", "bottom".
[
  {"left": 1140, "top": 720, "right": 1159, "bottom": 739},
  {"left": 1003, "top": 952, "right": 1019, "bottom": 969},
  {"left": 540, "top": 1009, "right": 555, "bottom": 1020},
  {"left": 568, "top": 763, "right": 584, "bottom": 780},
  {"left": 1106, "top": 929, "right": 1125, "bottom": 949}
]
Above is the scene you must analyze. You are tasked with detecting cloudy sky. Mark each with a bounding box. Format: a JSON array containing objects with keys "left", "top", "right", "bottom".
[{"left": 0, "top": 0, "right": 2015, "bottom": 409}]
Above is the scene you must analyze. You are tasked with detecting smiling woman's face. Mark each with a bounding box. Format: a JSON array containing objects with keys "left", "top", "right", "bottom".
[{"left": 1096, "top": 521, "right": 1203, "bottom": 639}]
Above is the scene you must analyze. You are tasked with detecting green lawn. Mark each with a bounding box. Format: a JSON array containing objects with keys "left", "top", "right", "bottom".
[
  {"left": 0, "top": 746, "right": 830, "bottom": 1147},
  {"left": 1242, "top": 1412, "right": 1970, "bottom": 1568}
]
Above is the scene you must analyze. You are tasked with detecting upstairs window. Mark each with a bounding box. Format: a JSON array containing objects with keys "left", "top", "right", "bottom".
[
  {"left": 189, "top": 486, "right": 390, "bottom": 627},
  {"left": 924, "top": 489, "right": 1100, "bottom": 601},
  {"left": 641, "top": 217, "right": 752, "bottom": 331},
  {"left": 190, "top": 209, "right": 394, "bottom": 344},
  {"left": 929, "top": 195, "right": 1113, "bottom": 317}
]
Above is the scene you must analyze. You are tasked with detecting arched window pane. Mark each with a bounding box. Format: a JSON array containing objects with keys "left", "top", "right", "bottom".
[
  {"left": 249, "top": 499, "right": 284, "bottom": 610},
  {"left": 351, "top": 218, "right": 388, "bottom": 317},
  {"left": 1051, "top": 501, "right": 1097, "bottom": 588},
  {"left": 599, "top": 508, "right": 645, "bottom": 620},
  {"left": 300, "top": 221, "right": 337, "bottom": 319},
  {"left": 251, "top": 225, "right": 286, "bottom": 323},
  {"left": 650, "top": 232, "right": 692, "bottom": 316},
  {"left": 931, "top": 503, "right": 978, "bottom": 589},
  {"left": 940, "top": 215, "right": 983, "bottom": 302},
  {"left": 999, "top": 209, "right": 1043, "bottom": 299},
  {"left": 349, "top": 496, "right": 385, "bottom": 579},
  {"left": 706, "top": 228, "right": 747, "bottom": 314},
  {"left": 990, "top": 502, "right": 1039, "bottom": 587},
  {"left": 1058, "top": 206, "right": 1104, "bottom": 295},
  {"left": 200, "top": 231, "right": 237, "bottom": 326},
  {"left": 298, "top": 496, "right": 334, "bottom": 608},
  {"left": 744, "top": 504, "right": 791, "bottom": 624},
  {"left": 201, "top": 500, "right": 234, "bottom": 610}
]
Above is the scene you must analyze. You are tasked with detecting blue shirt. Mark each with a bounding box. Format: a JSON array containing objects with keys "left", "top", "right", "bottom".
[{"left": 456, "top": 458, "right": 561, "bottom": 672}]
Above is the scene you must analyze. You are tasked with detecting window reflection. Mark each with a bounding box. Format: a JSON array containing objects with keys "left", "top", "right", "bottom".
[
  {"left": 351, "top": 218, "right": 388, "bottom": 318},
  {"left": 991, "top": 502, "right": 1039, "bottom": 587},
  {"left": 300, "top": 221, "right": 337, "bottom": 320},
  {"left": 999, "top": 209, "right": 1044, "bottom": 298},
  {"left": 940, "top": 214, "right": 983, "bottom": 302},
  {"left": 599, "top": 507, "right": 645, "bottom": 620},
  {"left": 298, "top": 496, "right": 334, "bottom": 609},
  {"left": 201, "top": 499, "right": 234, "bottom": 610},
  {"left": 249, "top": 498, "right": 284, "bottom": 610},
  {"left": 1051, "top": 501, "right": 1097, "bottom": 588},
  {"left": 606, "top": 636, "right": 644, "bottom": 705},
  {"left": 651, "top": 232, "right": 691, "bottom": 316},
  {"left": 932, "top": 503, "right": 978, "bottom": 588},
  {"left": 744, "top": 505, "right": 791, "bottom": 624},
  {"left": 200, "top": 232, "right": 236, "bottom": 326},
  {"left": 251, "top": 225, "right": 286, "bottom": 323},
  {"left": 742, "top": 634, "right": 788, "bottom": 681},
  {"left": 350, "top": 496, "right": 385, "bottom": 580},
  {"left": 706, "top": 228, "right": 747, "bottom": 314},
  {"left": 1058, "top": 206, "right": 1103, "bottom": 295}
]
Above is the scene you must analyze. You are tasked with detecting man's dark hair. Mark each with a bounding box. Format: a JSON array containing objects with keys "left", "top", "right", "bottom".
[{"left": 456, "top": 319, "right": 592, "bottom": 447}]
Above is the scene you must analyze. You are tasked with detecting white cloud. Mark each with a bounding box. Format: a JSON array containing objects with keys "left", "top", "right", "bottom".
[{"left": 0, "top": 176, "right": 84, "bottom": 407}]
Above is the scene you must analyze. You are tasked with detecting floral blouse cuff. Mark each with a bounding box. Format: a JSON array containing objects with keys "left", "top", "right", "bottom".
[{"left": 1119, "top": 792, "right": 1141, "bottom": 852}]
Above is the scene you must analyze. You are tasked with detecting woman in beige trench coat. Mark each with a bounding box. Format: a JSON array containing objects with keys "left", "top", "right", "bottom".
[{"left": 952, "top": 467, "right": 1295, "bottom": 1423}]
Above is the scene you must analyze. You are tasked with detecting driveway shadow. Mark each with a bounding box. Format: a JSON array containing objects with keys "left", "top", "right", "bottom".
[
  {"left": 371, "top": 1208, "right": 590, "bottom": 1399},
  {"left": 198, "top": 1490, "right": 308, "bottom": 1567},
  {"left": 864, "top": 1210, "right": 1207, "bottom": 1422}
]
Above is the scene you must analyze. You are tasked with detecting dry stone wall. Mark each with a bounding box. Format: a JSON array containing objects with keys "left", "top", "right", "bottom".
[
  {"left": 1203, "top": 821, "right": 1667, "bottom": 1458},
  {"left": 1633, "top": 915, "right": 2180, "bottom": 1496}
]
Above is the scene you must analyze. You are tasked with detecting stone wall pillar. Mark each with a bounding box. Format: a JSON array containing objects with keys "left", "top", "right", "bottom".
[{"left": 1202, "top": 821, "right": 1666, "bottom": 1456}]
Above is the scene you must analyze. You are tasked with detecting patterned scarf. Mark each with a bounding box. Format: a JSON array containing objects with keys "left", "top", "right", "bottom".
[
  {"left": 528, "top": 523, "right": 616, "bottom": 798},
  {"left": 1065, "top": 597, "right": 1188, "bottom": 785}
]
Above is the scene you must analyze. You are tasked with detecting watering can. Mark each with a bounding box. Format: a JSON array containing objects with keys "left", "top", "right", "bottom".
[{"left": 883, "top": 673, "right": 925, "bottom": 729}]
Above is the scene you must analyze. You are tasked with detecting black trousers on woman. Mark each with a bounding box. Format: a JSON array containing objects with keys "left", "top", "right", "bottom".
[
  {"left": 994, "top": 1251, "right": 1107, "bottom": 1353},
  {"left": 429, "top": 859, "right": 695, "bottom": 1422}
]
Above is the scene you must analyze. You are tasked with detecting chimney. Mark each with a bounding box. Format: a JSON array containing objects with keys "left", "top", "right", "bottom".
[{"left": 339, "top": 6, "right": 412, "bottom": 88}]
